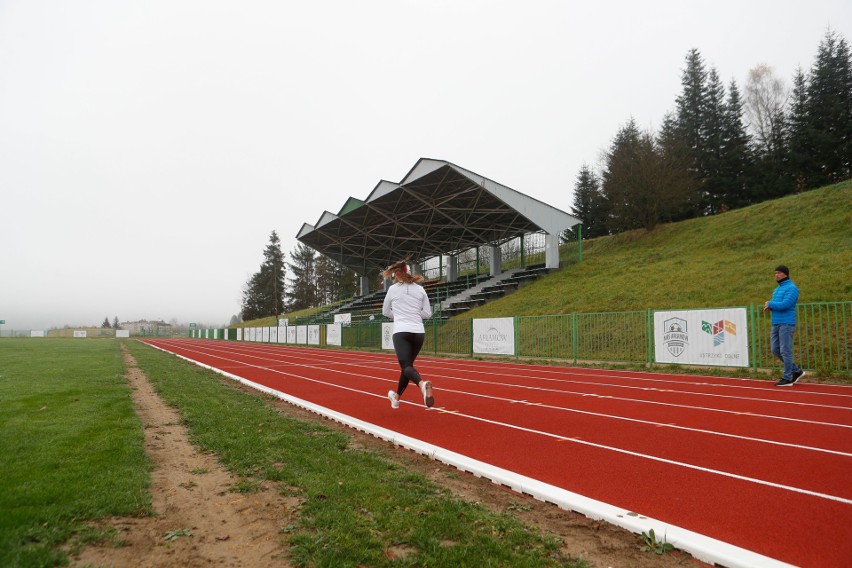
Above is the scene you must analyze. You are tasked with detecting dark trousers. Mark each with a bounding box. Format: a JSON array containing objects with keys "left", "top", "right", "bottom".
[{"left": 392, "top": 332, "right": 425, "bottom": 395}]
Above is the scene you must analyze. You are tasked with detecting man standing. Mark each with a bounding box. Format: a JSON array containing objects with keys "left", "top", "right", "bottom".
[{"left": 764, "top": 265, "right": 805, "bottom": 387}]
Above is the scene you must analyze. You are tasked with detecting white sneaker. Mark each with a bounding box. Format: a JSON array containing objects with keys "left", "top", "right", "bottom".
[
  {"left": 420, "top": 381, "right": 434, "bottom": 408},
  {"left": 388, "top": 390, "right": 399, "bottom": 409}
]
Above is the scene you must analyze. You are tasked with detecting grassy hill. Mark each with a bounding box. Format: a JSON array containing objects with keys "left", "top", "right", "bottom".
[{"left": 464, "top": 180, "right": 851, "bottom": 319}]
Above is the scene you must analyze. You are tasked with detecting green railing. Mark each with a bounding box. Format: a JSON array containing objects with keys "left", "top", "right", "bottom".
[
  {"left": 751, "top": 302, "right": 850, "bottom": 372},
  {"left": 218, "top": 301, "right": 850, "bottom": 373}
]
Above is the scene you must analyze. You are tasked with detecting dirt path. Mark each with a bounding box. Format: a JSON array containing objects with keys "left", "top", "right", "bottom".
[
  {"left": 70, "top": 348, "right": 297, "bottom": 567},
  {"left": 71, "top": 348, "right": 706, "bottom": 567}
]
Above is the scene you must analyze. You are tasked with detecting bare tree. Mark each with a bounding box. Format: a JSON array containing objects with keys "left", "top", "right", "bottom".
[{"left": 744, "top": 64, "right": 788, "bottom": 156}]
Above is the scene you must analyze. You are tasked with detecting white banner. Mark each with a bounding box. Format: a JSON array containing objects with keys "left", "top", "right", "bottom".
[
  {"left": 287, "top": 326, "right": 297, "bottom": 344},
  {"left": 237, "top": 328, "right": 243, "bottom": 341},
  {"left": 334, "top": 313, "right": 352, "bottom": 326},
  {"left": 308, "top": 325, "right": 320, "bottom": 345},
  {"left": 30, "top": 330, "right": 45, "bottom": 337},
  {"left": 327, "top": 323, "right": 342, "bottom": 346},
  {"left": 115, "top": 330, "right": 130, "bottom": 338},
  {"left": 262, "top": 327, "right": 270, "bottom": 343},
  {"left": 73, "top": 330, "right": 87, "bottom": 338},
  {"left": 654, "top": 308, "right": 749, "bottom": 367},
  {"left": 473, "top": 317, "right": 515, "bottom": 355},
  {"left": 277, "top": 326, "right": 287, "bottom": 343},
  {"left": 382, "top": 322, "right": 394, "bottom": 350},
  {"left": 296, "top": 325, "right": 307, "bottom": 344}
]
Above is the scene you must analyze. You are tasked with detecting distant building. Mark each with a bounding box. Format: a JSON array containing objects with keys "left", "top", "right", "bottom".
[{"left": 120, "top": 319, "right": 172, "bottom": 335}]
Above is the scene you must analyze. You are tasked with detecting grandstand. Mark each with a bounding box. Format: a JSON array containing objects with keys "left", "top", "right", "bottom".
[{"left": 295, "top": 158, "right": 580, "bottom": 322}]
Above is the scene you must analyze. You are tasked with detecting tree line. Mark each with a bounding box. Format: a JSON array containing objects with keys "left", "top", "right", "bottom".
[
  {"left": 239, "top": 231, "right": 359, "bottom": 322},
  {"left": 569, "top": 29, "right": 851, "bottom": 238}
]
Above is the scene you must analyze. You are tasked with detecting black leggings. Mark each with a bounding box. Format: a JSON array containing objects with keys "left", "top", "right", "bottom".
[{"left": 392, "top": 332, "right": 425, "bottom": 396}]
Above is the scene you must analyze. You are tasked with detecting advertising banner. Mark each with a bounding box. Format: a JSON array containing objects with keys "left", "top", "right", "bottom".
[
  {"left": 382, "top": 322, "right": 394, "bottom": 350},
  {"left": 115, "top": 330, "right": 130, "bottom": 338},
  {"left": 237, "top": 328, "right": 243, "bottom": 341},
  {"left": 277, "top": 325, "right": 287, "bottom": 343},
  {"left": 262, "top": 327, "right": 270, "bottom": 343},
  {"left": 327, "top": 323, "right": 342, "bottom": 346},
  {"left": 334, "top": 313, "right": 352, "bottom": 326},
  {"left": 297, "top": 325, "right": 307, "bottom": 344},
  {"left": 73, "top": 330, "right": 87, "bottom": 338},
  {"left": 654, "top": 308, "right": 749, "bottom": 367},
  {"left": 473, "top": 317, "right": 515, "bottom": 356},
  {"left": 308, "top": 325, "right": 320, "bottom": 345}
]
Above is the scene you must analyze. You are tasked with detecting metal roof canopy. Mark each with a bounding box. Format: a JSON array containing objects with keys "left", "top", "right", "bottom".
[{"left": 296, "top": 158, "right": 581, "bottom": 277}]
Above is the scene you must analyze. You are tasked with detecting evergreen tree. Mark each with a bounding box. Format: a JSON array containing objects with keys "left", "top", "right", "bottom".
[
  {"left": 717, "top": 79, "right": 753, "bottom": 210},
  {"left": 240, "top": 231, "right": 287, "bottom": 322},
  {"left": 657, "top": 112, "right": 701, "bottom": 221},
  {"left": 101, "top": 317, "right": 110, "bottom": 328},
  {"left": 286, "top": 242, "right": 318, "bottom": 311},
  {"left": 804, "top": 29, "right": 852, "bottom": 186},
  {"left": 112, "top": 316, "right": 120, "bottom": 329},
  {"left": 566, "top": 164, "right": 608, "bottom": 239},
  {"left": 787, "top": 67, "right": 811, "bottom": 191},
  {"left": 674, "top": 49, "right": 709, "bottom": 167},
  {"left": 701, "top": 68, "right": 728, "bottom": 212}
]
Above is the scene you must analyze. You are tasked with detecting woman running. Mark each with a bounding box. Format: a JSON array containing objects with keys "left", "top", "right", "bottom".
[{"left": 381, "top": 259, "right": 434, "bottom": 409}]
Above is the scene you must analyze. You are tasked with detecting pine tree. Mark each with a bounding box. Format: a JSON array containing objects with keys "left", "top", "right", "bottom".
[
  {"left": 240, "top": 231, "right": 287, "bottom": 321},
  {"left": 787, "top": 67, "right": 811, "bottom": 191},
  {"left": 567, "top": 164, "right": 608, "bottom": 239},
  {"left": 112, "top": 316, "right": 120, "bottom": 329},
  {"left": 101, "top": 317, "right": 110, "bottom": 329},
  {"left": 675, "top": 49, "right": 709, "bottom": 165},
  {"left": 717, "top": 79, "right": 753, "bottom": 210},
  {"left": 805, "top": 29, "right": 852, "bottom": 186},
  {"left": 701, "top": 68, "right": 728, "bottom": 212},
  {"left": 286, "top": 242, "right": 318, "bottom": 311}
]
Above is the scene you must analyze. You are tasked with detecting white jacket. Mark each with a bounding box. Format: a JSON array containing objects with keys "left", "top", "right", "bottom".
[{"left": 382, "top": 282, "right": 432, "bottom": 334}]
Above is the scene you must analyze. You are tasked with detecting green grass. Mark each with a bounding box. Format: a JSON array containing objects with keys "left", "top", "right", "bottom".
[
  {"left": 467, "top": 180, "right": 851, "bottom": 318},
  {"left": 0, "top": 339, "right": 151, "bottom": 567}
]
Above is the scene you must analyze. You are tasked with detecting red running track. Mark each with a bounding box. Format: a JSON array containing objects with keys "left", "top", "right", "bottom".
[{"left": 140, "top": 338, "right": 852, "bottom": 568}]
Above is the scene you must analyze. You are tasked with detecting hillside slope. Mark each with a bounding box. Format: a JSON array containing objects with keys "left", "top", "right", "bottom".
[{"left": 467, "top": 180, "right": 851, "bottom": 318}]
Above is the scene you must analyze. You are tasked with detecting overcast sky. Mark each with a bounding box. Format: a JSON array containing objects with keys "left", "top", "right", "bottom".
[{"left": 1, "top": 0, "right": 850, "bottom": 330}]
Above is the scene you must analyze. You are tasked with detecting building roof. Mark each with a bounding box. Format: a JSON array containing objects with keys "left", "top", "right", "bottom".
[{"left": 296, "top": 158, "right": 581, "bottom": 276}]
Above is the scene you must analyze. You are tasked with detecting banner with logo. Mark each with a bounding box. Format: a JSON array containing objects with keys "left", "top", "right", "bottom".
[
  {"left": 287, "top": 325, "right": 297, "bottom": 344},
  {"left": 473, "top": 317, "right": 515, "bottom": 356},
  {"left": 297, "top": 325, "right": 307, "bottom": 344},
  {"left": 654, "top": 308, "right": 749, "bottom": 367}
]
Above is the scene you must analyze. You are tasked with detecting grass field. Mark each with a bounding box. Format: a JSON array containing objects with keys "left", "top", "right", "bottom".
[
  {"left": 0, "top": 338, "right": 590, "bottom": 568},
  {"left": 0, "top": 339, "right": 151, "bottom": 567}
]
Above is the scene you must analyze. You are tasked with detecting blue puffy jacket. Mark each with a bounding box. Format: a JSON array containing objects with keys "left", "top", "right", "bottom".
[{"left": 768, "top": 278, "right": 799, "bottom": 325}]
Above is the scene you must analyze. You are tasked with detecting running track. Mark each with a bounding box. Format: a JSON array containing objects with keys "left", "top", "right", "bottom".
[{"left": 140, "top": 338, "right": 852, "bottom": 568}]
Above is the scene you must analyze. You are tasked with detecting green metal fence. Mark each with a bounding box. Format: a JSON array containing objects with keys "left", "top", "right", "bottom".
[
  {"left": 322, "top": 302, "right": 850, "bottom": 372},
  {"left": 751, "top": 302, "right": 850, "bottom": 372}
]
